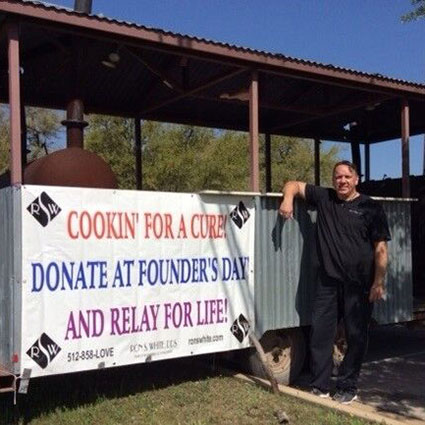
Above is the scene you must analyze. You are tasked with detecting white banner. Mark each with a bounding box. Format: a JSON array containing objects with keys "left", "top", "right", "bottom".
[{"left": 20, "top": 186, "right": 255, "bottom": 377}]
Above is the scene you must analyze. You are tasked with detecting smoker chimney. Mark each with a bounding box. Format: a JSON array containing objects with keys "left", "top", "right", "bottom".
[{"left": 74, "top": 0, "right": 92, "bottom": 14}]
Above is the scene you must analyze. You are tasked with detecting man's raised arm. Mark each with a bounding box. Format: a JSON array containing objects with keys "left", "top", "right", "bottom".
[{"left": 279, "top": 181, "right": 307, "bottom": 219}]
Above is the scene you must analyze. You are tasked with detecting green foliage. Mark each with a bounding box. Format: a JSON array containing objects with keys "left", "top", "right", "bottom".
[
  {"left": 269, "top": 136, "right": 338, "bottom": 190},
  {"left": 85, "top": 115, "right": 341, "bottom": 192},
  {"left": 401, "top": 0, "right": 425, "bottom": 21},
  {"left": 0, "top": 107, "right": 9, "bottom": 174},
  {"left": 25, "top": 107, "right": 62, "bottom": 160},
  {"left": 1, "top": 108, "right": 341, "bottom": 190},
  {"left": 85, "top": 115, "right": 136, "bottom": 189},
  {"left": 0, "top": 105, "right": 62, "bottom": 175}
]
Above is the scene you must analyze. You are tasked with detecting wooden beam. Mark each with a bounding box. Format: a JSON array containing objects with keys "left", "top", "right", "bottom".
[
  {"left": 193, "top": 92, "right": 321, "bottom": 116},
  {"left": 271, "top": 94, "right": 393, "bottom": 133},
  {"left": 139, "top": 68, "right": 246, "bottom": 115},
  {"left": 401, "top": 99, "right": 410, "bottom": 197},
  {"left": 249, "top": 70, "right": 260, "bottom": 192},
  {"left": 8, "top": 22, "right": 22, "bottom": 185},
  {"left": 125, "top": 46, "right": 184, "bottom": 93}
]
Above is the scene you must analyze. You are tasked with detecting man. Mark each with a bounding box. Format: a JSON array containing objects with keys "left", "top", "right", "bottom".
[{"left": 279, "top": 160, "right": 390, "bottom": 404}]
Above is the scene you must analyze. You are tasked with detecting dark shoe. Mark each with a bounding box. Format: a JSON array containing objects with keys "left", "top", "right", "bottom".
[
  {"left": 332, "top": 389, "right": 358, "bottom": 404},
  {"left": 311, "top": 387, "right": 330, "bottom": 398}
]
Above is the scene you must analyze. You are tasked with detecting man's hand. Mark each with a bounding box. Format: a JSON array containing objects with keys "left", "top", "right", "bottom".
[
  {"left": 279, "top": 181, "right": 306, "bottom": 220},
  {"left": 369, "top": 281, "right": 385, "bottom": 302},
  {"left": 279, "top": 199, "right": 294, "bottom": 219}
]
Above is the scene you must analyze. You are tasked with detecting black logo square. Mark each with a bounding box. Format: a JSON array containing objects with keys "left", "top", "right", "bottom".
[
  {"left": 26, "top": 333, "right": 61, "bottom": 369},
  {"left": 230, "top": 314, "right": 250, "bottom": 343},
  {"left": 230, "top": 201, "right": 250, "bottom": 229},
  {"left": 27, "top": 192, "right": 61, "bottom": 227}
]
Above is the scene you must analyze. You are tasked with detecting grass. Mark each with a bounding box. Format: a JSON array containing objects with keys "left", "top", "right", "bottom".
[{"left": 0, "top": 357, "right": 375, "bottom": 425}]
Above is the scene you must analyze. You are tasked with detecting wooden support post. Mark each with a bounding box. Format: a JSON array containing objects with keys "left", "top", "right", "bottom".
[
  {"left": 249, "top": 70, "right": 260, "bottom": 192},
  {"left": 423, "top": 135, "right": 425, "bottom": 176},
  {"left": 314, "top": 138, "right": 321, "bottom": 186},
  {"left": 8, "top": 22, "right": 22, "bottom": 185},
  {"left": 265, "top": 133, "right": 271, "bottom": 192},
  {"left": 401, "top": 99, "right": 410, "bottom": 198},
  {"left": 365, "top": 143, "right": 370, "bottom": 181},
  {"left": 135, "top": 117, "right": 142, "bottom": 190}
]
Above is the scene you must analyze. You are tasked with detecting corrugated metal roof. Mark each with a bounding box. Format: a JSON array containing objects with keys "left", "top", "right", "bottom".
[{"left": 16, "top": 0, "right": 425, "bottom": 90}]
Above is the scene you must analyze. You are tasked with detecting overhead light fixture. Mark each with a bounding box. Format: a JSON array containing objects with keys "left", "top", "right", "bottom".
[{"left": 101, "top": 51, "right": 120, "bottom": 69}]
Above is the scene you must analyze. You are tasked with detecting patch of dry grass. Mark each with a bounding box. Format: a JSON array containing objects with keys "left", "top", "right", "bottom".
[{"left": 0, "top": 358, "right": 374, "bottom": 425}]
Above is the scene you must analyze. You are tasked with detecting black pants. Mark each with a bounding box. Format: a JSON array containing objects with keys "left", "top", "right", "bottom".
[{"left": 310, "top": 274, "right": 373, "bottom": 393}]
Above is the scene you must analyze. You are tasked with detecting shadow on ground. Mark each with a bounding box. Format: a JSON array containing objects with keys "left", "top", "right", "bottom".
[
  {"left": 0, "top": 354, "right": 221, "bottom": 425},
  {"left": 358, "top": 324, "right": 425, "bottom": 421}
]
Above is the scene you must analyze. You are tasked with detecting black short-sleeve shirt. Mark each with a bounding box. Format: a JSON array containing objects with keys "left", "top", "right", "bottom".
[{"left": 305, "top": 184, "right": 391, "bottom": 285}]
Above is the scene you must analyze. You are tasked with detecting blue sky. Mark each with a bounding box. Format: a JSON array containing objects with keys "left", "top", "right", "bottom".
[{"left": 50, "top": 0, "right": 425, "bottom": 179}]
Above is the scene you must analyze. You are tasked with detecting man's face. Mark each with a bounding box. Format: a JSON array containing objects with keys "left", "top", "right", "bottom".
[{"left": 332, "top": 164, "right": 359, "bottom": 200}]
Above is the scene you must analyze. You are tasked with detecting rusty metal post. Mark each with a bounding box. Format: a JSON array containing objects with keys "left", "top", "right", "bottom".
[
  {"left": 249, "top": 70, "right": 260, "bottom": 192},
  {"left": 351, "top": 141, "right": 361, "bottom": 179},
  {"left": 314, "top": 138, "right": 321, "bottom": 186},
  {"left": 135, "top": 117, "right": 142, "bottom": 190},
  {"left": 365, "top": 143, "right": 370, "bottom": 181},
  {"left": 62, "top": 99, "right": 88, "bottom": 148},
  {"left": 8, "top": 22, "right": 22, "bottom": 185},
  {"left": 265, "top": 133, "right": 271, "bottom": 192},
  {"left": 401, "top": 99, "right": 410, "bottom": 198}
]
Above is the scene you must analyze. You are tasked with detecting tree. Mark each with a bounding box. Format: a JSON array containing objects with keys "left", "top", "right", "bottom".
[
  {"left": 401, "top": 0, "right": 425, "bottom": 22},
  {"left": 25, "top": 107, "right": 62, "bottom": 160},
  {"left": 84, "top": 115, "right": 341, "bottom": 192},
  {"left": 0, "top": 105, "right": 62, "bottom": 175},
  {"left": 270, "top": 136, "right": 340, "bottom": 190},
  {"left": 85, "top": 115, "right": 136, "bottom": 189}
]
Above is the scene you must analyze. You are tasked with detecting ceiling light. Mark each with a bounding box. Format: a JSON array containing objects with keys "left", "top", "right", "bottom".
[{"left": 101, "top": 51, "right": 121, "bottom": 69}]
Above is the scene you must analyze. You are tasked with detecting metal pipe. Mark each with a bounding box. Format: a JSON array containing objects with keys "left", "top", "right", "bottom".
[
  {"left": 365, "top": 143, "right": 370, "bottom": 181},
  {"left": 265, "top": 133, "right": 271, "bottom": 192},
  {"left": 8, "top": 22, "right": 22, "bottom": 185},
  {"left": 314, "top": 138, "right": 320, "bottom": 186},
  {"left": 249, "top": 70, "right": 260, "bottom": 192},
  {"left": 74, "top": 0, "right": 92, "bottom": 13},
  {"left": 61, "top": 99, "right": 88, "bottom": 148},
  {"left": 350, "top": 141, "right": 361, "bottom": 179},
  {"left": 401, "top": 99, "right": 410, "bottom": 197},
  {"left": 135, "top": 117, "right": 142, "bottom": 190}
]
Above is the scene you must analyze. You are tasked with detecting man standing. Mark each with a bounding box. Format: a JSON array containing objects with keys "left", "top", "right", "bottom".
[{"left": 279, "top": 160, "right": 390, "bottom": 404}]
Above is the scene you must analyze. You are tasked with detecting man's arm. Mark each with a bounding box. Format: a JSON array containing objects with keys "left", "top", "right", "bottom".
[
  {"left": 279, "top": 181, "right": 306, "bottom": 219},
  {"left": 369, "top": 240, "right": 388, "bottom": 302}
]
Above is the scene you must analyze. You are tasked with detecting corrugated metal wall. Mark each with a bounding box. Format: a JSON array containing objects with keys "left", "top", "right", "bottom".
[
  {"left": 0, "top": 187, "right": 21, "bottom": 374},
  {"left": 254, "top": 195, "right": 413, "bottom": 336},
  {"left": 374, "top": 201, "right": 413, "bottom": 324}
]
